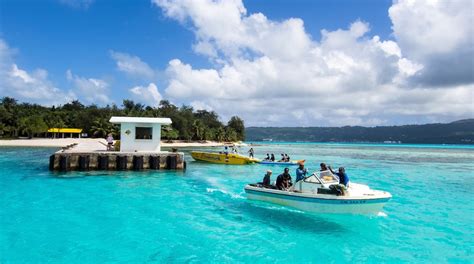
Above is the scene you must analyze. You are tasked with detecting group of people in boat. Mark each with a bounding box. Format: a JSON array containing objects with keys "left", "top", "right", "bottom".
[
  {"left": 222, "top": 145, "right": 239, "bottom": 155},
  {"left": 261, "top": 162, "right": 350, "bottom": 191},
  {"left": 262, "top": 153, "right": 291, "bottom": 162}
]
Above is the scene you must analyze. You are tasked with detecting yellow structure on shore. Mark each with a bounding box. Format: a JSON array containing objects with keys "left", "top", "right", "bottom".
[
  {"left": 47, "top": 128, "right": 83, "bottom": 138},
  {"left": 191, "top": 151, "right": 259, "bottom": 165}
]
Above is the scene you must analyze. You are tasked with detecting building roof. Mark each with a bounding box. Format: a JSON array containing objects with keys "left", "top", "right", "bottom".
[
  {"left": 48, "top": 128, "right": 83, "bottom": 133},
  {"left": 109, "top": 116, "right": 172, "bottom": 125}
]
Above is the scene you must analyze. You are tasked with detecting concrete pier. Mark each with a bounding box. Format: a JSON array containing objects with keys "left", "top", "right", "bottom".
[
  {"left": 49, "top": 152, "right": 185, "bottom": 171},
  {"left": 48, "top": 139, "right": 185, "bottom": 171}
]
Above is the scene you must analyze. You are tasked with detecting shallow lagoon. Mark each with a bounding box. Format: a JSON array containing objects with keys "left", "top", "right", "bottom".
[{"left": 1, "top": 143, "right": 473, "bottom": 263}]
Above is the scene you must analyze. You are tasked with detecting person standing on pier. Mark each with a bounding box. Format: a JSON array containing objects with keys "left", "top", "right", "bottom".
[{"left": 106, "top": 133, "right": 114, "bottom": 151}]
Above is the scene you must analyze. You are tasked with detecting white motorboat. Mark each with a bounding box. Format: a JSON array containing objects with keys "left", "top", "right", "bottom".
[{"left": 244, "top": 170, "right": 391, "bottom": 214}]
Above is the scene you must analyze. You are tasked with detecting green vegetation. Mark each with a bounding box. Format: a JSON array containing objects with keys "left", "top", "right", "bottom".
[
  {"left": 246, "top": 119, "right": 474, "bottom": 144},
  {"left": 0, "top": 97, "right": 245, "bottom": 141}
]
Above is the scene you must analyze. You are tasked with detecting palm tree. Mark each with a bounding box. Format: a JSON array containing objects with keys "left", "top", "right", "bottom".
[
  {"left": 91, "top": 118, "right": 116, "bottom": 138},
  {"left": 192, "top": 120, "right": 205, "bottom": 140},
  {"left": 216, "top": 127, "right": 226, "bottom": 142}
]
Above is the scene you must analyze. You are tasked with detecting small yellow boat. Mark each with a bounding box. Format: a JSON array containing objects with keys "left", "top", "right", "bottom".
[{"left": 191, "top": 151, "right": 260, "bottom": 165}]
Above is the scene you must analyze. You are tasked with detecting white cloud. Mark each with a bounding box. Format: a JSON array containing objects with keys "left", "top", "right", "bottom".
[
  {"left": 389, "top": 0, "right": 474, "bottom": 86},
  {"left": 190, "top": 100, "right": 213, "bottom": 111},
  {"left": 152, "top": 0, "right": 474, "bottom": 126},
  {"left": 129, "top": 83, "right": 163, "bottom": 107},
  {"left": 110, "top": 51, "right": 155, "bottom": 80},
  {"left": 66, "top": 70, "right": 110, "bottom": 104},
  {"left": 0, "top": 39, "right": 73, "bottom": 105}
]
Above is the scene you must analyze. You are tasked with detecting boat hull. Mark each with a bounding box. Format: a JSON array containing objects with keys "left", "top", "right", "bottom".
[
  {"left": 191, "top": 151, "right": 259, "bottom": 165},
  {"left": 245, "top": 185, "right": 390, "bottom": 214},
  {"left": 258, "top": 160, "right": 302, "bottom": 166}
]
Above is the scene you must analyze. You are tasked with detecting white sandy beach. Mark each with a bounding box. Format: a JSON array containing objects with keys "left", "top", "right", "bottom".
[{"left": 0, "top": 138, "right": 242, "bottom": 149}]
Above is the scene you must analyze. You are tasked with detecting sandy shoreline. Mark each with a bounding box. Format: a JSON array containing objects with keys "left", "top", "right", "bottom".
[{"left": 0, "top": 138, "right": 241, "bottom": 148}]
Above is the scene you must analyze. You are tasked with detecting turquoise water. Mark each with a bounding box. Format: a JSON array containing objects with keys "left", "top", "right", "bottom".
[{"left": 1, "top": 144, "right": 473, "bottom": 263}]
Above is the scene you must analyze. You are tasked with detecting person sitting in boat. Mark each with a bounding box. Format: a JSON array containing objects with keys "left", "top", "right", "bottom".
[
  {"left": 248, "top": 148, "right": 254, "bottom": 158},
  {"left": 270, "top": 154, "right": 275, "bottom": 162},
  {"left": 106, "top": 133, "right": 114, "bottom": 151},
  {"left": 279, "top": 154, "right": 286, "bottom": 162},
  {"left": 286, "top": 154, "right": 291, "bottom": 162},
  {"left": 263, "top": 153, "right": 270, "bottom": 160},
  {"left": 261, "top": 170, "right": 272, "bottom": 187},
  {"left": 276, "top": 168, "right": 293, "bottom": 190},
  {"left": 223, "top": 146, "right": 229, "bottom": 155},
  {"left": 329, "top": 166, "right": 350, "bottom": 187},
  {"left": 295, "top": 161, "right": 308, "bottom": 182},
  {"left": 320, "top": 163, "right": 328, "bottom": 171}
]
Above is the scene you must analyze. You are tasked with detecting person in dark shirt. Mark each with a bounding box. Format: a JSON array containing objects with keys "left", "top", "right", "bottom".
[
  {"left": 262, "top": 170, "right": 272, "bottom": 187},
  {"left": 320, "top": 163, "right": 328, "bottom": 171},
  {"left": 279, "top": 154, "right": 285, "bottom": 162},
  {"left": 276, "top": 168, "right": 292, "bottom": 190},
  {"left": 248, "top": 148, "right": 254, "bottom": 158},
  {"left": 264, "top": 153, "right": 270, "bottom": 160},
  {"left": 270, "top": 154, "right": 275, "bottom": 162}
]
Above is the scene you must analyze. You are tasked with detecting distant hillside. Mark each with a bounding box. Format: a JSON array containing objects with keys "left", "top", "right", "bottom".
[{"left": 246, "top": 119, "right": 474, "bottom": 144}]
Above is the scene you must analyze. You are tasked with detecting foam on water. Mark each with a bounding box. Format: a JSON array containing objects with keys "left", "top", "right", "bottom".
[
  {"left": 0, "top": 144, "right": 473, "bottom": 263},
  {"left": 206, "top": 187, "right": 245, "bottom": 199},
  {"left": 377, "top": 211, "right": 388, "bottom": 217}
]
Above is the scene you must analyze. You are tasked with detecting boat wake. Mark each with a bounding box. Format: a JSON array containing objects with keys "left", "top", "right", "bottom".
[
  {"left": 206, "top": 188, "right": 245, "bottom": 199},
  {"left": 377, "top": 211, "right": 388, "bottom": 217}
]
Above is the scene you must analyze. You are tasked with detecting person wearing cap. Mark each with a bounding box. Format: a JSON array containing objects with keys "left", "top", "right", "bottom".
[
  {"left": 262, "top": 170, "right": 272, "bottom": 187},
  {"left": 295, "top": 161, "right": 308, "bottom": 182}
]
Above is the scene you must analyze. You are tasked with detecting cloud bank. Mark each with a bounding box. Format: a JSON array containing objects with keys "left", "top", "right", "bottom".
[{"left": 152, "top": 0, "right": 473, "bottom": 126}]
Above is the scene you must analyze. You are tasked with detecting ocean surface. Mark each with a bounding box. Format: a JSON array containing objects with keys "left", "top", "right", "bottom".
[{"left": 1, "top": 143, "right": 473, "bottom": 263}]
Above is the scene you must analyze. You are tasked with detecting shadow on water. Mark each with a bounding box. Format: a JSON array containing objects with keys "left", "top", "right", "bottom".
[
  {"left": 44, "top": 169, "right": 186, "bottom": 180},
  {"left": 236, "top": 200, "right": 348, "bottom": 235}
]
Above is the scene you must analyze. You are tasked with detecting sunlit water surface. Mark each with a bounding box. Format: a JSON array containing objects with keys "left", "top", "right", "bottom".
[{"left": 1, "top": 143, "right": 473, "bottom": 263}]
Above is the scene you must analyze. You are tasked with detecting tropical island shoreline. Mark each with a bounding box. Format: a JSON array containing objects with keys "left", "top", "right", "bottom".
[{"left": 0, "top": 138, "right": 245, "bottom": 149}]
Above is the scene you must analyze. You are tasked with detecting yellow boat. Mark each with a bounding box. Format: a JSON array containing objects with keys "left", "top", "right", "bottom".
[{"left": 190, "top": 151, "right": 260, "bottom": 165}]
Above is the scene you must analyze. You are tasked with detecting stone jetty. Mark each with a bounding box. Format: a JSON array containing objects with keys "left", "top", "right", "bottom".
[{"left": 49, "top": 139, "right": 185, "bottom": 171}]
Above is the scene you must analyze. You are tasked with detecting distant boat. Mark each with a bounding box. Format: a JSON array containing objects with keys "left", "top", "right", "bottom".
[
  {"left": 258, "top": 160, "right": 303, "bottom": 166},
  {"left": 383, "top": 140, "right": 402, "bottom": 144},
  {"left": 262, "top": 138, "right": 273, "bottom": 142},
  {"left": 191, "top": 151, "right": 259, "bottom": 165}
]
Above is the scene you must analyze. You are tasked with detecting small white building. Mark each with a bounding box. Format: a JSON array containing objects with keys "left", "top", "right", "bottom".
[{"left": 109, "top": 116, "right": 172, "bottom": 152}]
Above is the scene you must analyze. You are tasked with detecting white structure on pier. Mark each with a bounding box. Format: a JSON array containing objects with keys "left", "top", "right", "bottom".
[{"left": 109, "top": 116, "right": 172, "bottom": 152}]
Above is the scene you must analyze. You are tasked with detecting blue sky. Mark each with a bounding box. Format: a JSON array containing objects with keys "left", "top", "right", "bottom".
[{"left": 0, "top": 0, "right": 472, "bottom": 126}]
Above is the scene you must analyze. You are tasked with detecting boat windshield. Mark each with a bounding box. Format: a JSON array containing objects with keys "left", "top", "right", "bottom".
[{"left": 317, "top": 170, "right": 339, "bottom": 184}]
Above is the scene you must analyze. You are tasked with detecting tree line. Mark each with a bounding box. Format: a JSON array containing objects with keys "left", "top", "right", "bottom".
[
  {"left": 246, "top": 119, "right": 474, "bottom": 144},
  {"left": 0, "top": 97, "right": 245, "bottom": 142}
]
